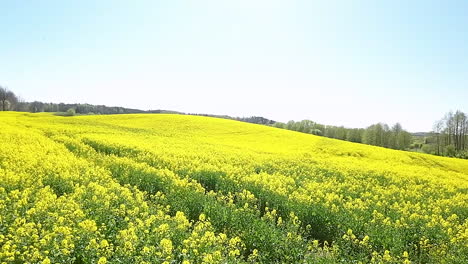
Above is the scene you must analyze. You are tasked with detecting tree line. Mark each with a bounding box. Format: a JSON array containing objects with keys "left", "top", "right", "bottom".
[
  {"left": 0, "top": 86, "right": 18, "bottom": 111},
  {"left": 272, "top": 120, "right": 413, "bottom": 150},
  {"left": 423, "top": 110, "right": 468, "bottom": 158},
  {"left": 2, "top": 85, "right": 466, "bottom": 159},
  {"left": 0, "top": 86, "right": 177, "bottom": 115},
  {"left": 191, "top": 113, "right": 276, "bottom": 125},
  {"left": 0, "top": 86, "right": 275, "bottom": 125},
  {"left": 272, "top": 112, "right": 468, "bottom": 159}
]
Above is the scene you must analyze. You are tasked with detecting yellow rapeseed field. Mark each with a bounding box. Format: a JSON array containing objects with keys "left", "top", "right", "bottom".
[{"left": 0, "top": 112, "right": 467, "bottom": 263}]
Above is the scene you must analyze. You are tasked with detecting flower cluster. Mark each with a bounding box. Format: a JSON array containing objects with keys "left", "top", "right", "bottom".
[{"left": 0, "top": 112, "right": 467, "bottom": 263}]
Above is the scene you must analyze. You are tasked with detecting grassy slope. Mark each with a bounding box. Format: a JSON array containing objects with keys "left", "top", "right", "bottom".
[{"left": 1, "top": 111, "right": 468, "bottom": 263}]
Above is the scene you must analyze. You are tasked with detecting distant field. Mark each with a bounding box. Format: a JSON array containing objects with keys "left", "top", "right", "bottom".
[{"left": 1, "top": 112, "right": 467, "bottom": 263}]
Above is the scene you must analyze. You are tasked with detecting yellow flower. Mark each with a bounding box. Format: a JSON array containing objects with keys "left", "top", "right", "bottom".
[
  {"left": 160, "top": 238, "right": 173, "bottom": 255},
  {"left": 78, "top": 219, "right": 98, "bottom": 232},
  {"left": 383, "top": 250, "right": 392, "bottom": 261},
  {"left": 100, "top": 239, "right": 109, "bottom": 248},
  {"left": 199, "top": 213, "right": 206, "bottom": 221}
]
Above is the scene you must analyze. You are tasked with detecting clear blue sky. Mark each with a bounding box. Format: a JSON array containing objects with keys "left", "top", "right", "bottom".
[{"left": 1, "top": 0, "right": 467, "bottom": 131}]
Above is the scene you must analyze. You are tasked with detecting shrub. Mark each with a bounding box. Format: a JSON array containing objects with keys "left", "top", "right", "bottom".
[{"left": 66, "top": 108, "right": 76, "bottom": 116}]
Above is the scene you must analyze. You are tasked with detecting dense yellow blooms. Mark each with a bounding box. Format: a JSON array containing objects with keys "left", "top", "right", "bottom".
[{"left": 0, "top": 112, "right": 467, "bottom": 263}]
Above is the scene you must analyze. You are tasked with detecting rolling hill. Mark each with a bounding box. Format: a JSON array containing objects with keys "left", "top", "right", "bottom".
[{"left": 1, "top": 112, "right": 467, "bottom": 263}]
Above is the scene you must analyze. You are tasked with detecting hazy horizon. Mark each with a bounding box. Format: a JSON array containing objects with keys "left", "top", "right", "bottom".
[{"left": 1, "top": 0, "right": 467, "bottom": 132}]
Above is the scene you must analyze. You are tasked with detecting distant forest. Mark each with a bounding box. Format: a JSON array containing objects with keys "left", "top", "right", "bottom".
[
  {"left": 272, "top": 120, "right": 413, "bottom": 150},
  {"left": 272, "top": 113, "right": 468, "bottom": 159},
  {"left": 0, "top": 87, "right": 276, "bottom": 124},
  {"left": 1, "top": 86, "right": 467, "bottom": 159},
  {"left": 0, "top": 86, "right": 179, "bottom": 115},
  {"left": 424, "top": 111, "right": 468, "bottom": 158}
]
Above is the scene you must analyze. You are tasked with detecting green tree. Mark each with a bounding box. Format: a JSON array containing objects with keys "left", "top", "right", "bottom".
[{"left": 66, "top": 108, "right": 76, "bottom": 116}]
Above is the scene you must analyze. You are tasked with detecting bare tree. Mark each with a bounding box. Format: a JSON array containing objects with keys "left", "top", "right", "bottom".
[
  {"left": 432, "top": 110, "right": 468, "bottom": 157},
  {"left": 444, "top": 111, "right": 454, "bottom": 146},
  {"left": 0, "top": 86, "right": 18, "bottom": 111},
  {"left": 0, "top": 86, "right": 7, "bottom": 111},
  {"left": 433, "top": 119, "right": 444, "bottom": 155},
  {"left": 460, "top": 112, "right": 467, "bottom": 151}
]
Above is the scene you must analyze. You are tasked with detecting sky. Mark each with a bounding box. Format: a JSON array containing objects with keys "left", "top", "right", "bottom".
[{"left": 1, "top": 0, "right": 467, "bottom": 132}]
